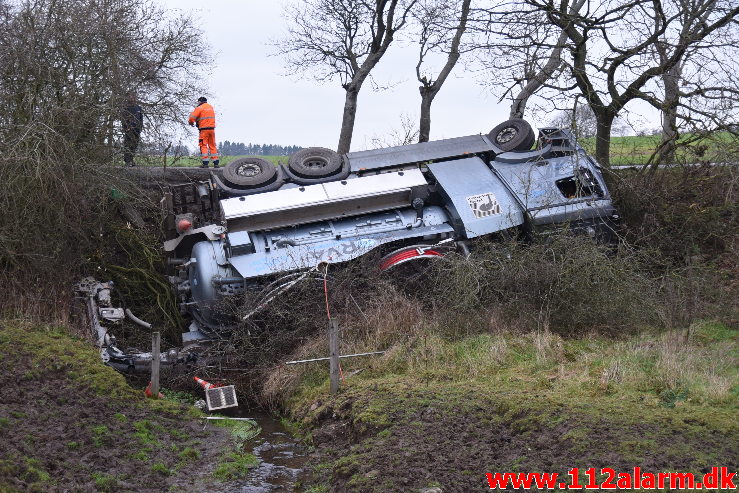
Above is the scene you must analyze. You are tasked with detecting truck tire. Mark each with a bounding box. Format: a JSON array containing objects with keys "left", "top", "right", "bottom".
[
  {"left": 488, "top": 119, "right": 535, "bottom": 152},
  {"left": 288, "top": 147, "right": 343, "bottom": 178},
  {"left": 223, "top": 157, "right": 277, "bottom": 188}
]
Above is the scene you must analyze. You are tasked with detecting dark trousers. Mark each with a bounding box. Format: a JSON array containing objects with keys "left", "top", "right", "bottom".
[{"left": 123, "top": 128, "right": 142, "bottom": 165}]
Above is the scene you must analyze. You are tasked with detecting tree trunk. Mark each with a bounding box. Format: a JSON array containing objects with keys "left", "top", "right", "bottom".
[
  {"left": 334, "top": 19, "right": 397, "bottom": 155},
  {"left": 337, "top": 85, "right": 360, "bottom": 154},
  {"left": 415, "top": 0, "right": 471, "bottom": 143},
  {"left": 418, "top": 88, "right": 433, "bottom": 143},
  {"left": 509, "top": 0, "right": 586, "bottom": 120},
  {"left": 594, "top": 115, "right": 614, "bottom": 167},
  {"left": 508, "top": 94, "right": 529, "bottom": 120},
  {"left": 659, "top": 63, "right": 681, "bottom": 164},
  {"left": 508, "top": 38, "right": 565, "bottom": 120}
]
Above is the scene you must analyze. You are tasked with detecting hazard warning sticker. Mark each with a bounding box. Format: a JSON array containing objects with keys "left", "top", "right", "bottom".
[{"left": 466, "top": 192, "right": 502, "bottom": 218}]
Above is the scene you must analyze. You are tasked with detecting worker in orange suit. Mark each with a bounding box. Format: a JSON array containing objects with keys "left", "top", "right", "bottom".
[{"left": 188, "top": 97, "right": 219, "bottom": 168}]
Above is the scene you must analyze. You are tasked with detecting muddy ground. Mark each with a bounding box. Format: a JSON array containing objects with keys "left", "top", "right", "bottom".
[
  {"left": 0, "top": 322, "right": 254, "bottom": 493},
  {"left": 293, "top": 380, "right": 738, "bottom": 492},
  {"left": 2, "top": 320, "right": 737, "bottom": 492}
]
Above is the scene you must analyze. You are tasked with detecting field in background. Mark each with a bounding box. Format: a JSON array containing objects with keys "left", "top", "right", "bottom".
[
  {"left": 152, "top": 155, "right": 287, "bottom": 168},
  {"left": 580, "top": 132, "right": 737, "bottom": 166},
  {"left": 135, "top": 133, "right": 738, "bottom": 168}
]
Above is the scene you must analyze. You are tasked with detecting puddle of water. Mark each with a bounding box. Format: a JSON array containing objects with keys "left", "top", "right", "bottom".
[{"left": 210, "top": 408, "right": 309, "bottom": 493}]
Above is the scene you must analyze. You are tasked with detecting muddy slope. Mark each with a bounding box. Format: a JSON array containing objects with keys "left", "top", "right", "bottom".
[
  {"left": 0, "top": 322, "right": 240, "bottom": 492},
  {"left": 293, "top": 381, "right": 737, "bottom": 492}
]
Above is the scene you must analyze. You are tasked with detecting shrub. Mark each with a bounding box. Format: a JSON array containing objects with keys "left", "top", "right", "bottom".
[
  {"left": 0, "top": 0, "right": 209, "bottom": 324},
  {"left": 611, "top": 165, "right": 738, "bottom": 264},
  {"left": 428, "top": 234, "right": 659, "bottom": 336}
]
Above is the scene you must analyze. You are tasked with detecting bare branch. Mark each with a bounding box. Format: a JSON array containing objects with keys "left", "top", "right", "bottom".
[
  {"left": 274, "top": 0, "right": 417, "bottom": 152},
  {"left": 413, "top": 0, "right": 472, "bottom": 141}
]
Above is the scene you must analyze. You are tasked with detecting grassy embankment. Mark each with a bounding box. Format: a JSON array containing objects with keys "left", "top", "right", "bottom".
[
  {"left": 0, "top": 322, "right": 260, "bottom": 492},
  {"left": 283, "top": 321, "right": 737, "bottom": 492}
]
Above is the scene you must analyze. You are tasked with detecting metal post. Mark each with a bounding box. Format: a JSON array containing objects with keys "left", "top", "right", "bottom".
[
  {"left": 151, "top": 332, "right": 160, "bottom": 397},
  {"left": 162, "top": 192, "right": 175, "bottom": 234},
  {"left": 329, "top": 319, "right": 339, "bottom": 394}
]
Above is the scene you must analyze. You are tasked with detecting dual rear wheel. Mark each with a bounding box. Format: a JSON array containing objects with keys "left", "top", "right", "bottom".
[{"left": 222, "top": 147, "right": 342, "bottom": 188}]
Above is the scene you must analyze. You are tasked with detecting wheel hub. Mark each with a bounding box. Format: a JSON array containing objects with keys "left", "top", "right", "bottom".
[
  {"left": 496, "top": 126, "right": 518, "bottom": 144},
  {"left": 303, "top": 158, "right": 328, "bottom": 169},
  {"left": 236, "top": 163, "right": 262, "bottom": 177}
]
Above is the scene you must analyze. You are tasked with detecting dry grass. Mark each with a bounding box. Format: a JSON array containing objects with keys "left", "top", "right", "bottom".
[
  {"left": 253, "top": 234, "right": 736, "bottom": 409},
  {"left": 267, "top": 316, "right": 736, "bottom": 410}
]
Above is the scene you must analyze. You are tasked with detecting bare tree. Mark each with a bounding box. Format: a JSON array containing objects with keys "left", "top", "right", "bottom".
[
  {"left": 473, "top": 0, "right": 586, "bottom": 120},
  {"left": 276, "top": 0, "right": 417, "bottom": 153},
  {"left": 0, "top": 0, "right": 210, "bottom": 321},
  {"left": 474, "top": 0, "right": 737, "bottom": 166},
  {"left": 413, "top": 0, "right": 471, "bottom": 142},
  {"left": 508, "top": 0, "right": 586, "bottom": 120},
  {"left": 470, "top": 1, "right": 583, "bottom": 121},
  {"left": 652, "top": 0, "right": 739, "bottom": 164},
  {"left": 0, "top": 0, "right": 209, "bottom": 155},
  {"left": 533, "top": 0, "right": 739, "bottom": 166}
]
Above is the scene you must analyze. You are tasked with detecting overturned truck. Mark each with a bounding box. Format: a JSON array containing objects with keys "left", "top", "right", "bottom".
[{"left": 162, "top": 119, "right": 618, "bottom": 344}]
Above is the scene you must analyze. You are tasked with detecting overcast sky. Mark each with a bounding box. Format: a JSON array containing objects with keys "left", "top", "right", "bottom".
[{"left": 158, "top": 0, "right": 514, "bottom": 151}]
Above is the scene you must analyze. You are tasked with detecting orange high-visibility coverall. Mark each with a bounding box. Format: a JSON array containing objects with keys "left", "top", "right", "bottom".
[{"left": 188, "top": 102, "right": 218, "bottom": 162}]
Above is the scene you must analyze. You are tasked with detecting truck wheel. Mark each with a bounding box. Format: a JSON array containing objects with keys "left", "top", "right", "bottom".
[
  {"left": 288, "top": 147, "right": 343, "bottom": 178},
  {"left": 223, "top": 157, "right": 277, "bottom": 187},
  {"left": 488, "top": 119, "right": 535, "bottom": 152}
]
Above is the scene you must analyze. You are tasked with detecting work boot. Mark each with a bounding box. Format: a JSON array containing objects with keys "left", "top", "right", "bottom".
[
  {"left": 200, "top": 160, "right": 209, "bottom": 169},
  {"left": 213, "top": 159, "right": 220, "bottom": 169}
]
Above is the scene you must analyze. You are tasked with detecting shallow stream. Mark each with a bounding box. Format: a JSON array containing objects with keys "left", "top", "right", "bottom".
[{"left": 211, "top": 409, "right": 309, "bottom": 492}]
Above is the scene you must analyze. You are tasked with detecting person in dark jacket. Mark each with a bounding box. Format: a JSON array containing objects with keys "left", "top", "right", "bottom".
[{"left": 122, "top": 93, "right": 144, "bottom": 167}]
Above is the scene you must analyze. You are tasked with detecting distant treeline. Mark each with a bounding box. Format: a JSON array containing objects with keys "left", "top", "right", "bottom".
[{"left": 218, "top": 141, "right": 303, "bottom": 156}]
